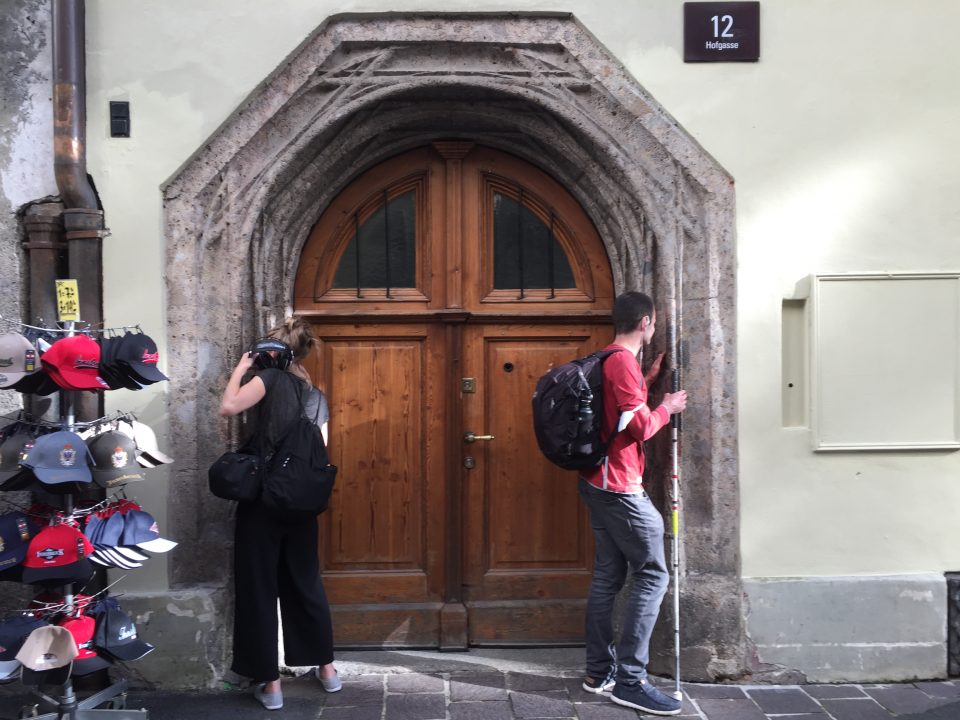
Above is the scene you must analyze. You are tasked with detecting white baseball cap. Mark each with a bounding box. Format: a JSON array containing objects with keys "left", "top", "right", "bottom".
[{"left": 116, "top": 420, "right": 174, "bottom": 467}]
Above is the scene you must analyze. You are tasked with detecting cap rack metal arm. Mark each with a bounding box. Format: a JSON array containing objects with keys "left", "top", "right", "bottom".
[{"left": 0, "top": 313, "right": 142, "bottom": 335}]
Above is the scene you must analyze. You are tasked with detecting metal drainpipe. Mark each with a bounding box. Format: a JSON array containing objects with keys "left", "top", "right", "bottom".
[
  {"left": 52, "top": 0, "right": 105, "bottom": 422},
  {"left": 21, "top": 202, "right": 65, "bottom": 420}
]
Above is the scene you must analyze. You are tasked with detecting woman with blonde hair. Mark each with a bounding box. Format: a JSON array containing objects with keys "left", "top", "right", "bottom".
[{"left": 219, "top": 316, "right": 339, "bottom": 710}]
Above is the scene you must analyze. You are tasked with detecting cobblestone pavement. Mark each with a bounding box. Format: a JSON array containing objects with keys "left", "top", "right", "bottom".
[{"left": 3, "top": 672, "right": 960, "bottom": 719}]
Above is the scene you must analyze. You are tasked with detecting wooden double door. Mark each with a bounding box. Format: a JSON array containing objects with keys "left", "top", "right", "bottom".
[{"left": 294, "top": 143, "right": 614, "bottom": 647}]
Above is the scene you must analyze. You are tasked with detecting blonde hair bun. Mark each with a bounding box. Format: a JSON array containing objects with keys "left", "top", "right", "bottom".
[{"left": 268, "top": 316, "right": 316, "bottom": 361}]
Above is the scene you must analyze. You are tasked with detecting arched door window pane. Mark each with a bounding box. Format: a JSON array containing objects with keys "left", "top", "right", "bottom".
[
  {"left": 493, "top": 192, "right": 575, "bottom": 292},
  {"left": 332, "top": 190, "right": 416, "bottom": 291}
]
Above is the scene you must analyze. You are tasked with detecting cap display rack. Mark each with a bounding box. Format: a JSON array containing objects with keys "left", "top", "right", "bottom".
[{"left": 3, "top": 318, "right": 155, "bottom": 720}]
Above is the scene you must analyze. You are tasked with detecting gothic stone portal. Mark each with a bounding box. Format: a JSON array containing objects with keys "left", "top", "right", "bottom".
[{"left": 163, "top": 13, "right": 744, "bottom": 681}]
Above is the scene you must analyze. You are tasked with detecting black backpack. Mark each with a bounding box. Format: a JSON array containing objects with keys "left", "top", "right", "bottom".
[
  {"left": 531, "top": 349, "right": 622, "bottom": 470},
  {"left": 259, "top": 375, "right": 338, "bottom": 517}
]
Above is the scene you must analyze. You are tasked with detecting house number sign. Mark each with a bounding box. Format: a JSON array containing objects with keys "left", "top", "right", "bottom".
[{"left": 684, "top": 2, "right": 760, "bottom": 62}]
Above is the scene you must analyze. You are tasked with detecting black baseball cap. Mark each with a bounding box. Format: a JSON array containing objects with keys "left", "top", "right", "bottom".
[
  {"left": 98, "top": 335, "right": 144, "bottom": 390},
  {"left": 93, "top": 606, "right": 154, "bottom": 662},
  {"left": 86, "top": 431, "right": 145, "bottom": 488},
  {"left": 10, "top": 370, "right": 60, "bottom": 395},
  {"left": 114, "top": 333, "right": 167, "bottom": 384},
  {"left": 0, "top": 430, "right": 35, "bottom": 481}
]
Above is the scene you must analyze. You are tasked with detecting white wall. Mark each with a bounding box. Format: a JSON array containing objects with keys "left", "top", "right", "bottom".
[{"left": 83, "top": 0, "right": 960, "bottom": 589}]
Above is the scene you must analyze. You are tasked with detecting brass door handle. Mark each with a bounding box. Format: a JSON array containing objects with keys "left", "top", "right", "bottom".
[{"left": 464, "top": 432, "right": 495, "bottom": 443}]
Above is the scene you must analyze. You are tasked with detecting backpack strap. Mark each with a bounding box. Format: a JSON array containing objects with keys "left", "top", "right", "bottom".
[
  {"left": 595, "top": 347, "right": 625, "bottom": 448},
  {"left": 595, "top": 348, "right": 628, "bottom": 488},
  {"left": 261, "top": 372, "right": 308, "bottom": 462},
  {"left": 288, "top": 371, "right": 324, "bottom": 428}
]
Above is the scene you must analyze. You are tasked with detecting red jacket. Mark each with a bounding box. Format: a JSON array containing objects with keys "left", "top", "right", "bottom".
[{"left": 582, "top": 344, "right": 670, "bottom": 493}]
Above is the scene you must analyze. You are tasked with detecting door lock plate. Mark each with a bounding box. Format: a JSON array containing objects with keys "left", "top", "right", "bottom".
[
  {"left": 463, "top": 456, "right": 475, "bottom": 469},
  {"left": 461, "top": 378, "right": 476, "bottom": 393}
]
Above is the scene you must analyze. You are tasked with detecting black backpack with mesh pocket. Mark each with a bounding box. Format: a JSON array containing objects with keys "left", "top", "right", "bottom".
[
  {"left": 259, "top": 374, "right": 337, "bottom": 517},
  {"left": 531, "top": 349, "right": 622, "bottom": 470}
]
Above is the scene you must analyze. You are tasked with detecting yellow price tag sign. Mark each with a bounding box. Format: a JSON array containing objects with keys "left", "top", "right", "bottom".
[{"left": 55, "top": 279, "right": 80, "bottom": 322}]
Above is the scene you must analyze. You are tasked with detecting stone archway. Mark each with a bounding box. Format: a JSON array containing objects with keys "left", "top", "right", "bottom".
[{"left": 163, "top": 13, "right": 743, "bottom": 681}]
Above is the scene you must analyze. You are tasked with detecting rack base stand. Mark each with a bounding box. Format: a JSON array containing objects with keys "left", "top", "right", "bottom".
[{"left": 19, "top": 677, "right": 147, "bottom": 719}]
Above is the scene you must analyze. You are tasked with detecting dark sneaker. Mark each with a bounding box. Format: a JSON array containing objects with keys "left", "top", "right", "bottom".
[
  {"left": 610, "top": 679, "right": 681, "bottom": 716},
  {"left": 582, "top": 668, "right": 616, "bottom": 694}
]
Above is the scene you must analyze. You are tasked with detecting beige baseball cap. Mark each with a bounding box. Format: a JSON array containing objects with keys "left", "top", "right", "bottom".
[{"left": 15, "top": 625, "right": 77, "bottom": 670}]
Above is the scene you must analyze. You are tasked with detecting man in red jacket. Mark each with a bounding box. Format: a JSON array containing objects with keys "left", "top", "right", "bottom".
[{"left": 579, "top": 291, "right": 687, "bottom": 716}]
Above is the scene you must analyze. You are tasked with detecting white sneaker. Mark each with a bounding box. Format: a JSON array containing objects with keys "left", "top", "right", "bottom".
[
  {"left": 253, "top": 683, "right": 283, "bottom": 710},
  {"left": 315, "top": 667, "right": 342, "bottom": 693}
]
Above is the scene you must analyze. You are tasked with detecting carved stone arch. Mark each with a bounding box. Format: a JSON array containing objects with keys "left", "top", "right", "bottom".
[{"left": 164, "top": 13, "right": 743, "bottom": 680}]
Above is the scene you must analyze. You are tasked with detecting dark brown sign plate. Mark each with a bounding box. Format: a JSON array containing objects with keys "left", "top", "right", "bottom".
[{"left": 684, "top": 2, "right": 760, "bottom": 62}]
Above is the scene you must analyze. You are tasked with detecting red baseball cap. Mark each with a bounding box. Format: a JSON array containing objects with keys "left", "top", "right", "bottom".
[
  {"left": 21, "top": 525, "right": 94, "bottom": 585},
  {"left": 58, "top": 615, "right": 111, "bottom": 675},
  {"left": 40, "top": 336, "right": 109, "bottom": 391}
]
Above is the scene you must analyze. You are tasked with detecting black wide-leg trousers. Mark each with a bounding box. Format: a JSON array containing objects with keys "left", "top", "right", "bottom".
[{"left": 231, "top": 502, "right": 334, "bottom": 682}]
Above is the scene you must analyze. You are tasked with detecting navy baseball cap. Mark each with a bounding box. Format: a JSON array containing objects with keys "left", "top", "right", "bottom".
[
  {"left": 0, "top": 615, "right": 47, "bottom": 661},
  {"left": 121, "top": 510, "right": 176, "bottom": 553},
  {"left": 86, "top": 512, "right": 147, "bottom": 568},
  {"left": 89, "top": 513, "right": 130, "bottom": 569},
  {"left": 84, "top": 514, "right": 104, "bottom": 546},
  {"left": 0, "top": 512, "right": 39, "bottom": 572}
]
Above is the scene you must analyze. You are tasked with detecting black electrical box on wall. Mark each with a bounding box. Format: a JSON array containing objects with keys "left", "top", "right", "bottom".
[{"left": 109, "top": 101, "right": 130, "bottom": 137}]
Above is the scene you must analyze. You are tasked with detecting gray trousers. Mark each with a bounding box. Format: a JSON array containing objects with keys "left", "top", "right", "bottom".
[{"left": 578, "top": 478, "right": 670, "bottom": 686}]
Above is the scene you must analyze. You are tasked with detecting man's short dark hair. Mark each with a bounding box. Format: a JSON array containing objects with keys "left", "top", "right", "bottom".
[{"left": 613, "top": 291, "right": 655, "bottom": 334}]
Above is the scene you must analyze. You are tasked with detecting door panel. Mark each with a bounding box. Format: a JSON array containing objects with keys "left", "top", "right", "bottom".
[
  {"left": 461, "top": 324, "right": 612, "bottom": 643},
  {"left": 305, "top": 324, "right": 447, "bottom": 646}
]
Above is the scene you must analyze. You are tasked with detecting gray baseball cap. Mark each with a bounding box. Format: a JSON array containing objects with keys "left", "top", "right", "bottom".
[
  {"left": 19, "top": 431, "right": 93, "bottom": 485},
  {"left": 0, "top": 333, "right": 39, "bottom": 388}
]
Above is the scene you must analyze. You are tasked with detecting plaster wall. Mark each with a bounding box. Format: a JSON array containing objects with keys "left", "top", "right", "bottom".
[
  {"left": 0, "top": 0, "right": 55, "bottom": 419},
  {"left": 83, "top": 0, "right": 960, "bottom": 590}
]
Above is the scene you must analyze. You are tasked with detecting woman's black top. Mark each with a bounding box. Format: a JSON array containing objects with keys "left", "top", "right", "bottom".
[{"left": 247, "top": 368, "right": 329, "bottom": 454}]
